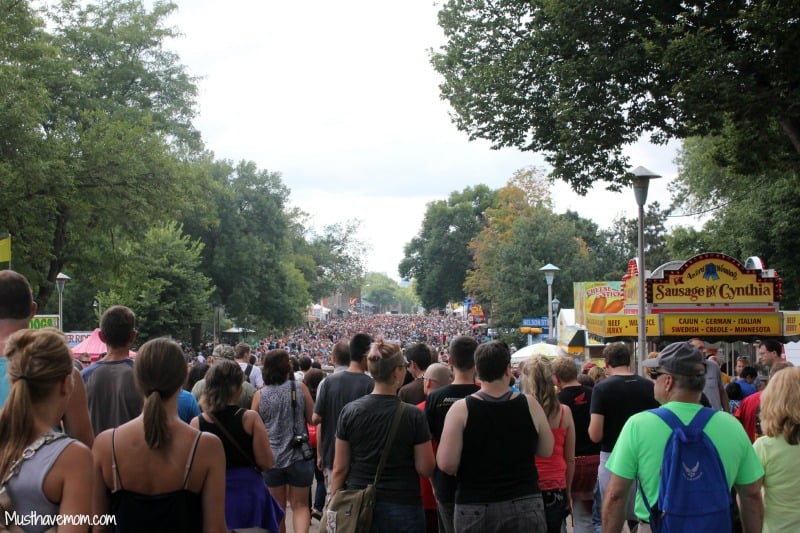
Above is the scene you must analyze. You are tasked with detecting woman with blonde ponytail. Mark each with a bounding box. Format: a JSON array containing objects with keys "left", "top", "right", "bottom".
[
  {"left": 0, "top": 328, "right": 93, "bottom": 532},
  {"left": 91, "top": 338, "right": 228, "bottom": 533},
  {"left": 522, "top": 355, "right": 576, "bottom": 533}
]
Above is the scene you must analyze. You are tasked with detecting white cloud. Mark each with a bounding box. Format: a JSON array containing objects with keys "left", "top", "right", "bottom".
[{"left": 165, "top": 1, "right": 684, "bottom": 280}]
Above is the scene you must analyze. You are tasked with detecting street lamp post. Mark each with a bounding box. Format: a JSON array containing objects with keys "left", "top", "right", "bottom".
[
  {"left": 631, "top": 166, "right": 661, "bottom": 373},
  {"left": 55, "top": 272, "right": 71, "bottom": 331},
  {"left": 551, "top": 296, "right": 560, "bottom": 341},
  {"left": 539, "top": 264, "right": 560, "bottom": 341}
]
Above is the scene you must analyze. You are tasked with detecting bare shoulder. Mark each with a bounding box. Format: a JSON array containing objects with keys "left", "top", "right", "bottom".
[
  {"left": 61, "top": 439, "right": 93, "bottom": 465},
  {"left": 92, "top": 428, "right": 113, "bottom": 454}
]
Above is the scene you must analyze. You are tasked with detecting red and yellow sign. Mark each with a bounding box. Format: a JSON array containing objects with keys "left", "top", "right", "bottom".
[
  {"left": 648, "top": 254, "right": 780, "bottom": 306},
  {"left": 573, "top": 282, "right": 624, "bottom": 325},
  {"left": 586, "top": 314, "right": 659, "bottom": 338},
  {"left": 661, "top": 313, "right": 782, "bottom": 336}
]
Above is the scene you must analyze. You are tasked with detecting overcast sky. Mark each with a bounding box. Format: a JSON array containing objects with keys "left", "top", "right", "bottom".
[{"left": 164, "top": 1, "right": 682, "bottom": 279}]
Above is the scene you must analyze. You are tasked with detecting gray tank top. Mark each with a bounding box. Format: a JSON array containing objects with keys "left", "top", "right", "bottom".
[{"left": 7, "top": 434, "right": 74, "bottom": 533}]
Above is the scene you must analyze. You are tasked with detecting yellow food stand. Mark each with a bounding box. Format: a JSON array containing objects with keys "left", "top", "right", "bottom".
[{"left": 585, "top": 254, "right": 795, "bottom": 353}]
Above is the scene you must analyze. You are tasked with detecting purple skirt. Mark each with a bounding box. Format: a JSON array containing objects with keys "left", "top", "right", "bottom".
[{"left": 225, "top": 467, "right": 284, "bottom": 532}]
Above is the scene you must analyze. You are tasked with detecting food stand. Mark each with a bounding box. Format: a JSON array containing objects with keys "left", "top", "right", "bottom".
[{"left": 584, "top": 253, "right": 795, "bottom": 368}]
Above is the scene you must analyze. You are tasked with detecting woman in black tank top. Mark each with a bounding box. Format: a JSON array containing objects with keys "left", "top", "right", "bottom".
[{"left": 92, "top": 338, "right": 229, "bottom": 533}]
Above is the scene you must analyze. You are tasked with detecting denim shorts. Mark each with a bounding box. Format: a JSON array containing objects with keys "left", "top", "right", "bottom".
[
  {"left": 455, "top": 493, "right": 546, "bottom": 532},
  {"left": 262, "top": 458, "right": 314, "bottom": 488}
]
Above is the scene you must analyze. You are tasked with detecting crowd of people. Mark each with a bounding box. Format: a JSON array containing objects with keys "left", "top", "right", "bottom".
[{"left": 1, "top": 267, "right": 800, "bottom": 532}]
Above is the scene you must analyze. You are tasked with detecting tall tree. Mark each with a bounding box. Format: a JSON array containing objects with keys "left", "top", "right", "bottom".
[
  {"left": 400, "top": 185, "right": 497, "bottom": 310},
  {"left": 97, "top": 221, "right": 212, "bottom": 343},
  {"left": 433, "top": 1, "right": 800, "bottom": 192},
  {"left": 465, "top": 168, "right": 550, "bottom": 305},
  {"left": 0, "top": 0, "right": 201, "bottom": 305},
  {"left": 671, "top": 137, "right": 800, "bottom": 307}
]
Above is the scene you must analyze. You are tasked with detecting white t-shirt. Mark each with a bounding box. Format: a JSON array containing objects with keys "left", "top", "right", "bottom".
[{"left": 239, "top": 361, "right": 263, "bottom": 389}]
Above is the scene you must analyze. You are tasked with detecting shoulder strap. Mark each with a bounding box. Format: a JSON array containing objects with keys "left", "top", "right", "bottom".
[
  {"left": 374, "top": 402, "right": 406, "bottom": 486},
  {"left": 687, "top": 406, "right": 717, "bottom": 430},
  {"left": 650, "top": 406, "right": 683, "bottom": 429},
  {"left": 245, "top": 363, "right": 253, "bottom": 380},
  {"left": 182, "top": 431, "right": 203, "bottom": 489},
  {"left": 111, "top": 428, "right": 122, "bottom": 491},
  {"left": 204, "top": 411, "right": 260, "bottom": 472}
]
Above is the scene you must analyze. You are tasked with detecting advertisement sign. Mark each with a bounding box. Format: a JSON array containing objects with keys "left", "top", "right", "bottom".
[
  {"left": 586, "top": 314, "right": 659, "bottom": 338},
  {"left": 573, "top": 282, "right": 625, "bottom": 325},
  {"left": 661, "top": 313, "right": 782, "bottom": 336},
  {"left": 648, "top": 253, "right": 780, "bottom": 306},
  {"left": 784, "top": 312, "right": 800, "bottom": 336},
  {"left": 29, "top": 315, "right": 59, "bottom": 330}
]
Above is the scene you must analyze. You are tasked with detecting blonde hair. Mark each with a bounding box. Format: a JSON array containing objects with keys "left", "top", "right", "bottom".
[
  {"left": 588, "top": 366, "right": 606, "bottom": 384},
  {"left": 760, "top": 367, "right": 800, "bottom": 444},
  {"left": 0, "top": 328, "right": 73, "bottom": 481},
  {"left": 134, "top": 338, "right": 188, "bottom": 449},
  {"left": 521, "top": 355, "right": 559, "bottom": 418},
  {"left": 366, "top": 338, "right": 404, "bottom": 382}
]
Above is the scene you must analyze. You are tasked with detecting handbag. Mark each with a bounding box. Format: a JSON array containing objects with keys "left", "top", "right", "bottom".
[
  {"left": 290, "top": 381, "right": 314, "bottom": 461},
  {"left": 323, "top": 402, "right": 406, "bottom": 533},
  {"left": 0, "top": 432, "right": 67, "bottom": 533}
]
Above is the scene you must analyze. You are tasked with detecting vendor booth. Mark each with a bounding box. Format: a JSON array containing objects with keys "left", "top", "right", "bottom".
[{"left": 584, "top": 253, "right": 795, "bottom": 369}]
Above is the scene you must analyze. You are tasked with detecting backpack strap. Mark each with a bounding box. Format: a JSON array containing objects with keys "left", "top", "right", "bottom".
[{"left": 245, "top": 363, "right": 254, "bottom": 381}]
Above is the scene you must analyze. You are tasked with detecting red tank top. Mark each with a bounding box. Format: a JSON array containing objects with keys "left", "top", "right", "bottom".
[{"left": 535, "top": 405, "right": 568, "bottom": 490}]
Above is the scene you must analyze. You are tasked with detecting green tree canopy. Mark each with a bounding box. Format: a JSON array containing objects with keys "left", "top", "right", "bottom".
[
  {"left": 400, "top": 185, "right": 497, "bottom": 310},
  {"left": 433, "top": 1, "right": 800, "bottom": 192},
  {"left": 97, "top": 221, "right": 212, "bottom": 343}
]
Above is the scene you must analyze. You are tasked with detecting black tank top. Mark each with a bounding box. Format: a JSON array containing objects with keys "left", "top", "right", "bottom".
[
  {"left": 198, "top": 405, "right": 255, "bottom": 468},
  {"left": 456, "top": 393, "right": 540, "bottom": 504},
  {"left": 108, "top": 429, "right": 203, "bottom": 533}
]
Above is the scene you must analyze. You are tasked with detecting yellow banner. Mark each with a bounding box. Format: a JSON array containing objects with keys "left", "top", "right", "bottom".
[
  {"left": 586, "top": 314, "right": 659, "bottom": 338},
  {"left": 650, "top": 257, "right": 777, "bottom": 305},
  {"left": 0, "top": 236, "right": 10, "bottom": 262},
  {"left": 29, "top": 315, "right": 60, "bottom": 329},
  {"left": 661, "top": 313, "right": 782, "bottom": 336},
  {"left": 783, "top": 312, "right": 800, "bottom": 336}
]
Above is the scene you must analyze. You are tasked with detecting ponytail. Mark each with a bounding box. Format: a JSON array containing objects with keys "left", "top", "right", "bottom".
[
  {"left": 0, "top": 328, "right": 72, "bottom": 480},
  {"left": 134, "top": 338, "right": 187, "bottom": 449},
  {"left": 142, "top": 389, "right": 169, "bottom": 449}
]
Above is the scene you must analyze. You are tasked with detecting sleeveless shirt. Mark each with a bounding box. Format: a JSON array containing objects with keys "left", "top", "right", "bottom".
[
  {"left": 456, "top": 393, "right": 540, "bottom": 504},
  {"left": 6, "top": 434, "right": 74, "bottom": 533},
  {"left": 535, "top": 405, "right": 568, "bottom": 490},
  {"left": 108, "top": 429, "right": 203, "bottom": 533},
  {"left": 197, "top": 406, "right": 255, "bottom": 468},
  {"left": 259, "top": 380, "right": 307, "bottom": 468}
]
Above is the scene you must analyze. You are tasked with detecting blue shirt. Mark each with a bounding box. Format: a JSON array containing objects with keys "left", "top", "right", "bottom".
[
  {"left": 0, "top": 358, "right": 9, "bottom": 408},
  {"left": 178, "top": 389, "right": 201, "bottom": 423},
  {"left": 735, "top": 378, "right": 757, "bottom": 398}
]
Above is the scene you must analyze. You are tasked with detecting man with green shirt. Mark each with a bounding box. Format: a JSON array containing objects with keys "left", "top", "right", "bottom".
[{"left": 602, "top": 341, "right": 764, "bottom": 533}]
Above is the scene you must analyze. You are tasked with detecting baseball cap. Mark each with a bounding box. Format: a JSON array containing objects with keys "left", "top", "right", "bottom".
[
  {"left": 582, "top": 362, "right": 596, "bottom": 373},
  {"left": 642, "top": 341, "right": 706, "bottom": 376}
]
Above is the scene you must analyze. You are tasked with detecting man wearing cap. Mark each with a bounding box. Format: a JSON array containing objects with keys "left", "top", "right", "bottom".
[{"left": 602, "top": 341, "right": 764, "bottom": 532}]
